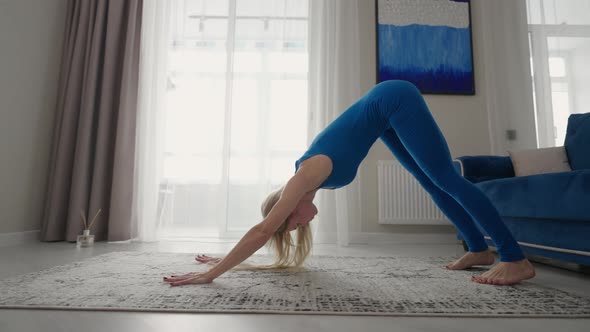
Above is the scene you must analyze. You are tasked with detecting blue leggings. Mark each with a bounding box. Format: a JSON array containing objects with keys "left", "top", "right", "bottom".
[{"left": 374, "top": 81, "right": 525, "bottom": 262}]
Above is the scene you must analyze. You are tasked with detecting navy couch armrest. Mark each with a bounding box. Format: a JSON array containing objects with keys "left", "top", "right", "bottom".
[{"left": 454, "top": 155, "right": 515, "bottom": 183}]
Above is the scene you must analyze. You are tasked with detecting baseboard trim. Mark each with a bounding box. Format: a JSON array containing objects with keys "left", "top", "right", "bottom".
[
  {"left": 0, "top": 230, "right": 458, "bottom": 247},
  {"left": 0, "top": 230, "right": 40, "bottom": 247},
  {"left": 313, "top": 232, "right": 458, "bottom": 245}
]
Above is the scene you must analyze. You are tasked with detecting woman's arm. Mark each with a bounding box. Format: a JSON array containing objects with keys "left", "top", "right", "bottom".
[{"left": 163, "top": 158, "right": 330, "bottom": 286}]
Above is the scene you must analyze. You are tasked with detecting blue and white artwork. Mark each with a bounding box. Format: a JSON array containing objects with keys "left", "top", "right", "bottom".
[{"left": 377, "top": 0, "right": 475, "bottom": 94}]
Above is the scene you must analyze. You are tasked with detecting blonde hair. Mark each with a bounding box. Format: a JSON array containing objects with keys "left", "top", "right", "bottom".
[
  {"left": 203, "top": 185, "right": 313, "bottom": 272},
  {"left": 259, "top": 186, "right": 313, "bottom": 269}
]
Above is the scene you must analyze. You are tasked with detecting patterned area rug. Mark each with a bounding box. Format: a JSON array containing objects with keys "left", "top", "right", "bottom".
[{"left": 1, "top": 251, "right": 589, "bottom": 317}]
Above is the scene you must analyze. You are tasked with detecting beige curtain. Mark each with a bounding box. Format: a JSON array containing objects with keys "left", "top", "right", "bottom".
[{"left": 41, "top": 0, "right": 143, "bottom": 242}]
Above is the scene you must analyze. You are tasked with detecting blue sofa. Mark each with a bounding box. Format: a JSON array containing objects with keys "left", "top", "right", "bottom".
[{"left": 453, "top": 113, "right": 590, "bottom": 268}]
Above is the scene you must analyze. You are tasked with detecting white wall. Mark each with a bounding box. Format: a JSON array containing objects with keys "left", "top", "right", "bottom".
[
  {"left": 480, "top": 0, "right": 537, "bottom": 152},
  {"left": 0, "top": 0, "right": 67, "bottom": 233},
  {"left": 356, "top": 0, "right": 536, "bottom": 234}
]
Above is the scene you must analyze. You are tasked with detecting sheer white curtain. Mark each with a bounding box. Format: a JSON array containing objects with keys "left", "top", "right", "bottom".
[
  {"left": 133, "top": 0, "right": 310, "bottom": 241},
  {"left": 132, "top": 0, "right": 173, "bottom": 241},
  {"left": 307, "top": 0, "right": 363, "bottom": 246}
]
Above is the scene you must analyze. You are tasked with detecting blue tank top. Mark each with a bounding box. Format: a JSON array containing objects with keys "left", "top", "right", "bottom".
[{"left": 294, "top": 89, "right": 392, "bottom": 189}]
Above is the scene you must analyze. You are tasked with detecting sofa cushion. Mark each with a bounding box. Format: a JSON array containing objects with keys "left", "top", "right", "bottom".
[
  {"left": 508, "top": 146, "right": 571, "bottom": 176},
  {"left": 476, "top": 170, "right": 590, "bottom": 221},
  {"left": 456, "top": 155, "right": 515, "bottom": 183},
  {"left": 565, "top": 113, "right": 590, "bottom": 170}
]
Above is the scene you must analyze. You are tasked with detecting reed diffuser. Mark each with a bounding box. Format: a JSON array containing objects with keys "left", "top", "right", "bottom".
[{"left": 77, "top": 209, "right": 101, "bottom": 248}]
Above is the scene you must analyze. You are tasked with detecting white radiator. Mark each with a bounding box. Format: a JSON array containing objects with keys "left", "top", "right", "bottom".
[{"left": 377, "top": 160, "right": 450, "bottom": 225}]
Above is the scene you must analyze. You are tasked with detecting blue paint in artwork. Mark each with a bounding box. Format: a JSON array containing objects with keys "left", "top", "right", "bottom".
[{"left": 378, "top": 24, "right": 474, "bottom": 94}]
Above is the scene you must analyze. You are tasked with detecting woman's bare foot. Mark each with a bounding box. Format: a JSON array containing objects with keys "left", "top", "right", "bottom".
[
  {"left": 444, "top": 250, "right": 495, "bottom": 270},
  {"left": 471, "top": 259, "right": 536, "bottom": 286}
]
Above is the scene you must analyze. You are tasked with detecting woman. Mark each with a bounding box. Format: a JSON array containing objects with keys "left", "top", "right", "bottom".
[{"left": 163, "top": 80, "right": 536, "bottom": 287}]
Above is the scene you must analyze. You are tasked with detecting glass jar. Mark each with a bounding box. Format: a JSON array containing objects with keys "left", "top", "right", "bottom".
[{"left": 76, "top": 229, "right": 95, "bottom": 248}]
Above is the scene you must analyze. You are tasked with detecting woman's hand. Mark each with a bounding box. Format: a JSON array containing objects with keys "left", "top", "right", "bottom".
[
  {"left": 163, "top": 271, "right": 213, "bottom": 287},
  {"left": 195, "top": 254, "right": 222, "bottom": 264}
]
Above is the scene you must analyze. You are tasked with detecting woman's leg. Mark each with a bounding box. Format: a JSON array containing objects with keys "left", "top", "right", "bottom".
[
  {"left": 380, "top": 129, "right": 491, "bottom": 258},
  {"left": 378, "top": 81, "right": 525, "bottom": 262}
]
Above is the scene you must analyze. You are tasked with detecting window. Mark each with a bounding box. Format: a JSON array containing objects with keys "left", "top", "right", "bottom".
[
  {"left": 527, "top": 0, "right": 590, "bottom": 147},
  {"left": 159, "top": 0, "right": 309, "bottom": 236}
]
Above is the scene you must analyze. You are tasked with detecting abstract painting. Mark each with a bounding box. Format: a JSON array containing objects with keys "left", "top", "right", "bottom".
[{"left": 376, "top": 0, "right": 475, "bottom": 95}]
